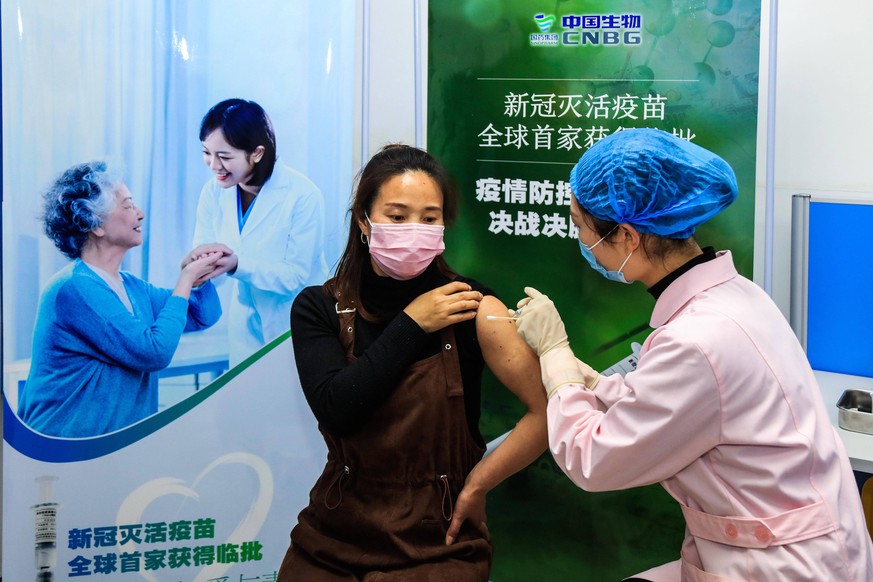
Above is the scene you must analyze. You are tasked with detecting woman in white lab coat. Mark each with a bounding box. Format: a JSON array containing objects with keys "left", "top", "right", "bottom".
[
  {"left": 186, "top": 99, "right": 328, "bottom": 365},
  {"left": 512, "top": 129, "right": 873, "bottom": 581}
]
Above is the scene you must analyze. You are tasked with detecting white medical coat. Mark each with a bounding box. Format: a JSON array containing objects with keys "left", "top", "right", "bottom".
[
  {"left": 193, "top": 161, "right": 328, "bottom": 366},
  {"left": 542, "top": 251, "right": 873, "bottom": 581}
]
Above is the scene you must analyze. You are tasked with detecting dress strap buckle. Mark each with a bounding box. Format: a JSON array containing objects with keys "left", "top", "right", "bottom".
[{"left": 335, "top": 303, "right": 356, "bottom": 314}]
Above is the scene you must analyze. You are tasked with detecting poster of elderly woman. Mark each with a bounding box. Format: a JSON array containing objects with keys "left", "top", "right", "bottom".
[
  {"left": 17, "top": 161, "right": 223, "bottom": 438},
  {"left": 2, "top": 2, "right": 353, "bottom": 581}
]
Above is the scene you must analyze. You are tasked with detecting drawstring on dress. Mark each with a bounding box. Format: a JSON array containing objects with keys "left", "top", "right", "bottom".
[
  {"left": 439, "top": 474, "right": 453, "bottom": 521},
  {"left": 325, "top": 465, "right": 350, "bottom": 510}
]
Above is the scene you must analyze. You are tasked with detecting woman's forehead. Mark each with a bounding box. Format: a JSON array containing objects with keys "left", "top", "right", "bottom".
[{"left": 373, "top": 171, "right": 443, "bottom": 210}]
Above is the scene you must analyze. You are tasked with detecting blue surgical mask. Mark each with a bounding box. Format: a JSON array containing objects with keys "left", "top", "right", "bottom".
[{"left": 578, "top": 228, "right": 633, "bottom": 284}]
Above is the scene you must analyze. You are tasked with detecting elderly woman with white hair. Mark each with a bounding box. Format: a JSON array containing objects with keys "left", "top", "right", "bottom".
[
  {"left": 512, "top": 129, "right": 873, "bottom": 581},
  {"left": 18, "top": 160, "right": 222, "bottom": 438}
]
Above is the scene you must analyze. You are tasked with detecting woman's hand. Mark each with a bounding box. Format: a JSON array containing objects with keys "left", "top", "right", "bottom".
[
  {"left": 441, "top": 296, "right": 549, "bottom": 543},
  {"left": 181, "top": 243, "right": 232, "bottom": 267},
  {"left": 445, "top": 471, "right": 487, "bottom": 546},
  {"left": 209, "top": 252, "right": 238, "bottom": 279},
  {"left": 403, "top": 281, "right": 483, "bottom": 333},
  {"left": 181, "top": 243, "right": 238, "bottom": 280},
  {"left": 174, "top": 252, "right": 222, "bottom": 298}
]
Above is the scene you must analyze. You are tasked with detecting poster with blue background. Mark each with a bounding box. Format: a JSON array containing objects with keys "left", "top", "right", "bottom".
[{"left": 2, "top": 1, "right": 353, "bottom": 580}]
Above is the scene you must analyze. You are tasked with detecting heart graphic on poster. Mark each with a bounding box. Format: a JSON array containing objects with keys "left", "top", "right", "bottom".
[{"left": 115, "top": 452, "right": 274, "bottom": 582}]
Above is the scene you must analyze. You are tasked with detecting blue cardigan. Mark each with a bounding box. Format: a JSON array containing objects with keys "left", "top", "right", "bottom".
[{"left": 18, "top": 260, "right": 222, "bottom": 438}]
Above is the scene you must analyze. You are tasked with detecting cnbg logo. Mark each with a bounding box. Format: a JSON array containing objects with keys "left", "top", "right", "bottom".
[
  {"left": 534, "top": 13, "right": 555, "bottom": 32},
  {"left": 530, "top": 12, "right": 643, "bottom": 47}
]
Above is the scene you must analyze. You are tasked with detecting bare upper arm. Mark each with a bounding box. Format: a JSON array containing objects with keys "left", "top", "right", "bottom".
[{"left": 476, "top": 295, "right": 547, "bottom": 412}]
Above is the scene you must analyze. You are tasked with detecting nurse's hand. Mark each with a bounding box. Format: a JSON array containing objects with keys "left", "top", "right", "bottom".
[
  {"left": 404, "top": 282, "right": 482, "bottom": 333},
  {"left": 181, "top": 243, "right": 233, "bottom": 268},
  {"left": 175, "top": 252, "right": 222, "bottom": 298},
  {"left": 512, "top": 286, "right": 569, "bottom": 357},
  {"left": 182, "top": 243, "right": 238, "bottom": 278},
  {"left": 209, "top": 252, "right": 238, "bottom": 278}
]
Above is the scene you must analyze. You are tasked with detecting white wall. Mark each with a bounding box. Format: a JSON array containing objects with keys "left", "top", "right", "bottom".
[
  {"left": 360, "top": 0, "right": 423, "bottom": 162},
  {"left": 766, "top": 0, "right": 873, "bottom": 315},
  {"left": 775, "top": 1, "right": 873, "bottom": 191}
]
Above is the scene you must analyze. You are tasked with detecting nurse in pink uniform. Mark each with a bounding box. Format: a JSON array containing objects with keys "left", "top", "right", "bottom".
[{"left": 512, "top": 129, "right": 873, "bottom": 582}]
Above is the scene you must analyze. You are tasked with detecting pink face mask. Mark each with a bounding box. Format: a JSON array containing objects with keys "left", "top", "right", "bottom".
[{"left": 366, "top": 217, "right": 445, "bottom": 280}]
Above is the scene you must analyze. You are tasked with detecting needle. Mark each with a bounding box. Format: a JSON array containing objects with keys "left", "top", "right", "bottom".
[{"left": 486, "top": 315, "right": 519, "bottom": 321}]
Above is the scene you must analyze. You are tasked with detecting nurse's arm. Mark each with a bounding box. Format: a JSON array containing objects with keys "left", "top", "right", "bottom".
[{"left": 446, "top": 294, "right": 548, "bottom": 544}]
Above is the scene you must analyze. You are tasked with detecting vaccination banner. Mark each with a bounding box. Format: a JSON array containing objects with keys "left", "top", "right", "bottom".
[
  {"left": 428, "top": 1, "right": 762, "bottom": 580},
  {"left": 3, "top": 339, "right": 327, "bottom": 582},
  {"left": 3, "top": 1, "right": 353, "bottom": 580}
]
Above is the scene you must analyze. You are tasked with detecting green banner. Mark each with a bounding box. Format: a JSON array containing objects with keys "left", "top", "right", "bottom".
[{"left": 428, "top": 1, "right": 761, "bottom": 579}]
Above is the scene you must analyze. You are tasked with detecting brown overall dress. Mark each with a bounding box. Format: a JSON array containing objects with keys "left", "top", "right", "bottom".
[{"left": 278, "top": 309, "right": 492, "bottom": 581}]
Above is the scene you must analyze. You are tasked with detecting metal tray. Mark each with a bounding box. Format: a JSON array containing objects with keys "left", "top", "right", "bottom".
[{"left": 836, "top": 389, "right": 873, "bottom": 435}]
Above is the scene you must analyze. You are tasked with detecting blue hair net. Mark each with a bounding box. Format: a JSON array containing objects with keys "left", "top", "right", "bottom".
[{"left": 569, "top": 128, "right": 738, "bottom": 238}]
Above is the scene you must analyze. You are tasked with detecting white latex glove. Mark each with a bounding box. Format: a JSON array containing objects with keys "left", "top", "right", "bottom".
[
  {"left": 513, "top": 287, "right": 600, "bottom": 397},
  {"left": 539, "top": 350, "right": 601, "bottom": 398},
  {"left": 511, "top": 287, "right": 570, "bottom": 357}
]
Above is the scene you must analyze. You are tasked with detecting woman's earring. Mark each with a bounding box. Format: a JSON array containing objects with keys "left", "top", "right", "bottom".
[{"left": 360, "top": 232, "right": 369, "bottom": 245}]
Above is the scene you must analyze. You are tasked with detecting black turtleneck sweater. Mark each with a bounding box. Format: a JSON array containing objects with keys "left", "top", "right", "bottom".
[
  {"left": 647, "top": 246, "right": 718, "bottom": 300},
  {"left": 289, "top": 261, "right": 493, "bottom": 440}
]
